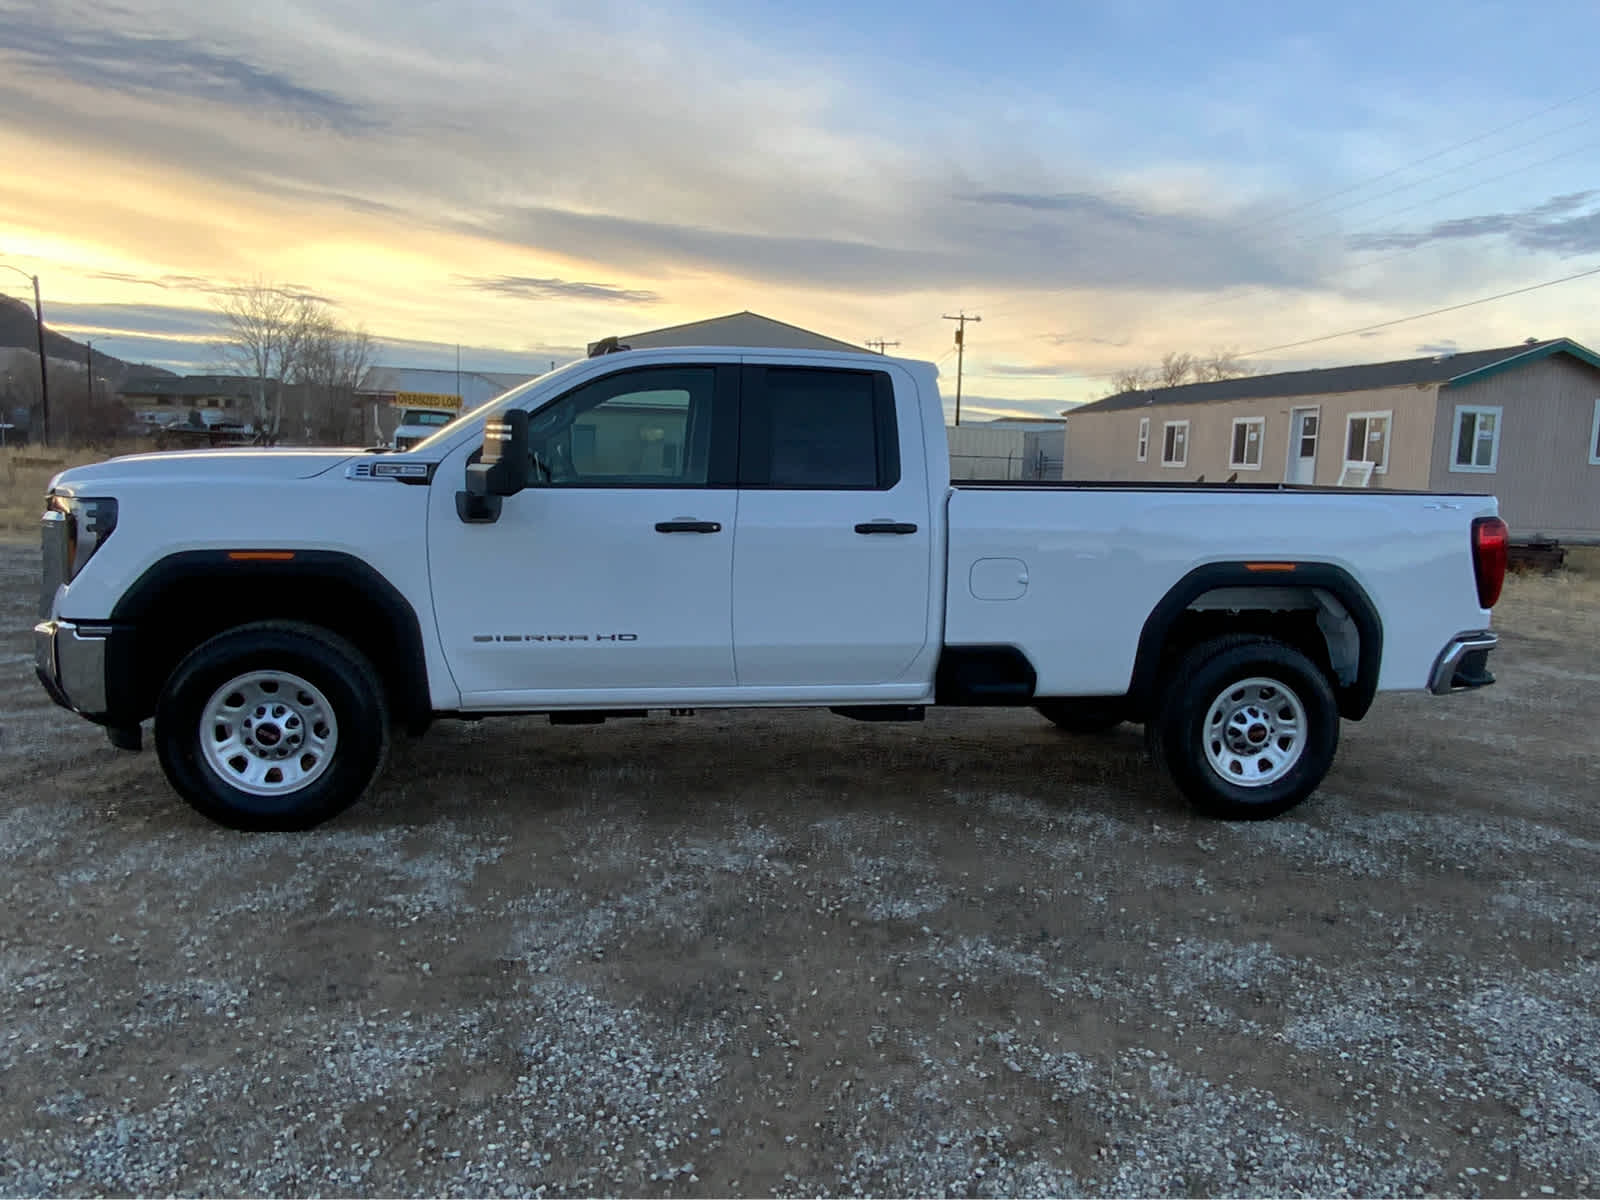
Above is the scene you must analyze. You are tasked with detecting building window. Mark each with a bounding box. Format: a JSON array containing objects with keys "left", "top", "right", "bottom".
[
  {"left": 1137, "top": 417, "right": 1149, "bottom": 462},
  {"left": 1590, "top": 399, "right": 1600, "bottom": 465},
  {"left": 1451, "top": 405, "right": 1502, "bottom": 472},
  {"left": 1230, "top": 417, "right": 1264, "bottom": 469},
  {"left": 1344, "top": 411, "right": 1391, "bottom": 474},
  {"left": 1161, "top": 420, "right": 1189, "bottom": 468}
]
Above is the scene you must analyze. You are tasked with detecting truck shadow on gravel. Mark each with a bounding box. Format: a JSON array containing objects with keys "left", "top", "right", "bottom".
[{"left": 360, "top": 709, "right": 1189, "bottom": 832}]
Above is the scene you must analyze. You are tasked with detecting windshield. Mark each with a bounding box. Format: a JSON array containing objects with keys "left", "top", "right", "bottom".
[
  {"left": 406, "top": 359, "right": 589, "bottom": 453},
  {"left": 400, "top": 409, "right": 454, "bottom": 427}
]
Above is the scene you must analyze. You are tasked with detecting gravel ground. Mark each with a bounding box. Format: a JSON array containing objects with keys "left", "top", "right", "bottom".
[{"left": 1, "top": 539, "right": 1597, "bottom": 1197}]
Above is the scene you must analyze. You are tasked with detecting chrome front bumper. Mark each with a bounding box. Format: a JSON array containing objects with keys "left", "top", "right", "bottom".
[
  {"left": 1428, "top": 630, "right": 1498, "bottom": 695},
  {"left": 33, "top": 619, "right": 110, "bottom": 715}
]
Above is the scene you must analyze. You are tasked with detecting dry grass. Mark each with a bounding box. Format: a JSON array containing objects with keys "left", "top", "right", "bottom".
[
  {"left": 1498, "top": 557, "right": 1600, "bottom": 643},
  {"left": 0, "top": 442, "right": 144, "bottom": 538},
  {"left": 1562, "top": 543, "right": 1600, "bottom": 577}
]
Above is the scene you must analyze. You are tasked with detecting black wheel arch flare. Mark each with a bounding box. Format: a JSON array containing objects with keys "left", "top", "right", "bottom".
[
  {"left": 105, "top": 549, "right": 432, "bottom": 728},
  {"left": 1129, "top": 561, "right": 1384, "bottom": 721}
]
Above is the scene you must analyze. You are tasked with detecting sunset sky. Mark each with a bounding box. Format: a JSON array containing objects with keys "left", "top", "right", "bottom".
[{"left": 3, "top": 0, "right": 1600, "bottom": 418}]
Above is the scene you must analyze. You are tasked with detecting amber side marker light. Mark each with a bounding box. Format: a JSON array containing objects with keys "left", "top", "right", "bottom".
[
  {"left": 227, "top": 551, "right": 297, "bottom": 562},
  {"left": 1244, "top": 562, "right": 1297, "bottom": 573}
]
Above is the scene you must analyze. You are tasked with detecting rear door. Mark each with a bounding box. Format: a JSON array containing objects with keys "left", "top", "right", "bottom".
[{"left": 731, "top": 362, "right": 935, "bottom": 689}]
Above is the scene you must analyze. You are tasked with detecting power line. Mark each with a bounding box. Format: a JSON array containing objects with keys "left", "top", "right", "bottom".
[
  {"left": 960, "top": 262, "right": 1600, "bottom": 391},
  {"left": 1234, "top": 82, "right": 1600, "bottom": 237},
  {"left": 864, "top": 338, "right": 901, "bottom": 354},
  {"left": 977, "top": 89, "right": 1600, "bottom": 329},
  {"left": 977, "top": 117, "right": 1600, "bottom": 358},
  {"left": 1237, "top": 263, "right": 1600, "bottom": 358},
  {"left": 1266, "top": 111, "right": 1600, "bottom": 241}
]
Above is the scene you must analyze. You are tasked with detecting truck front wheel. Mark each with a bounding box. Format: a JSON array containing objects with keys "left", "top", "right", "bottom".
[
  {"left": 1148, "top": 634, "right": 1338, "bottom": 820},
  {"left": 155, "top": 622, "right": 390, "bottom": 830}
]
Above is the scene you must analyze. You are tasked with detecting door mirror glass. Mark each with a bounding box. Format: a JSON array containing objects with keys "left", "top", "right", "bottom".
[{"left": 466, "top": 409, "right": 531, "bottom": 497}]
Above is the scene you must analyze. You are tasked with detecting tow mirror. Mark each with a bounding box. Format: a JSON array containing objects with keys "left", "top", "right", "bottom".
[{"left": 457, "top": 410, "right": 530, "bottom": 523}]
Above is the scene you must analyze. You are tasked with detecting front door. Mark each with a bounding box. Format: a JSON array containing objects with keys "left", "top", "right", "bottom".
[
  {"left": 428, "top": 363, "right": 741, "bottom": 706},
  {"left": 731, "top": 363, "right": 934, "bottom": 691},
  {"left": 1286, "top": 408, "right": 1319, "bottom": 484}
]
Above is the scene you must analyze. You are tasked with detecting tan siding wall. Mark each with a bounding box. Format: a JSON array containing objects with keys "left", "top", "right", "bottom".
[
  {"left": 1064, "top": 383, "right": 1439, "bottom": 487},
  {"left": 1430, "top": 356, "right": 1600, "bottom": 540}
]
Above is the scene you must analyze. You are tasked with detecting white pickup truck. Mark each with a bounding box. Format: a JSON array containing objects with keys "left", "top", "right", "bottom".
[{"left": 34, "top": 344, "right": 1507, "bottom": 830}]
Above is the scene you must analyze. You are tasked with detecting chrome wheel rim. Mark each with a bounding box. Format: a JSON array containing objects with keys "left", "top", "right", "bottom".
[
  {"left": 199, "top": 670, "right": 337, "bottom": 796},
  {"left": 1202, "top": 676, "right": 1306, "bottom": 788}
]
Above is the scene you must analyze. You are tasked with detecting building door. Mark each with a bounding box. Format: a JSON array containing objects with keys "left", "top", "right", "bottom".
[{"left": 1286, "top": 408, "right": 1319, "bottom": 484}]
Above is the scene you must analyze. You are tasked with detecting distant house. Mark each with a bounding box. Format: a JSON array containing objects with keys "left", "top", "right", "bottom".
[
  {"left": 118, "top": 374, "right": 258, "bottom": 427},
  {"left": 590, "top": 311, "right": 864, "bottom": 354},
  {"left": 1063, "top": 338, "right": 1600, "bottom": 541}
]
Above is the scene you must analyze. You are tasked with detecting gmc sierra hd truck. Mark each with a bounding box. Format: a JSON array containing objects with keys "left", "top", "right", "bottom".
[{"left": 34, "top": 345, "right": 1506, "bottom": 830}]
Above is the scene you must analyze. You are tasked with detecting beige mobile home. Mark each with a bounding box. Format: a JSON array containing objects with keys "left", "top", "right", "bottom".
[{"left": 1063, "top": 338, "right": 1600, "bottom": 541}]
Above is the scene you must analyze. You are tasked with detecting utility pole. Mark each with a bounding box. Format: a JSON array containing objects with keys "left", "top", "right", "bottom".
[
  {"left": 865, "top": 338, "right": 900, "bottom": 354},
  {"left": 3, "top": 264, "right": 50, "bottom": 446},
  {"left": 942, "top": 311, "right": 981, "bottom": 426},
  {"left": 455, "top": 343, "right": 461, "bottom": 404},
  {"left": 32, "top": 273, "right": 48, "bottom": 447}
]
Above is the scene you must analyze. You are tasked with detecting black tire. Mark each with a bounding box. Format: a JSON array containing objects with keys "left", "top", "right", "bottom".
[
  {"left": 1148, "top": 634, "right": 1339, "bottom": 821},
  {"left": 155, "top": 621, "right": 390, "bottom": 831},
  {"left": 1034, "top": 699, "right": 1127, "bottom": 734}
]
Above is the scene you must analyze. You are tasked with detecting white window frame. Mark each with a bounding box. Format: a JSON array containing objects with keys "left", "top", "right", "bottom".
[
  {"left": 1590, "top": 398, "right": 1600, "bottom": 466},
  {"left": 1229, "top": 416, "right": 1265, "bottom": 470},
  {"left": 1450, "top": 404, "right": 1502, "bottom": 473},
  {"left": 1137, "top": 416, "right": 1149, "bottom": 462},
  {"left": 1161, "top": 420, "right": 1189, "bottom": 468},
  {"left": 1344, "top": 410, "right": 1392, "bottom": 475}
]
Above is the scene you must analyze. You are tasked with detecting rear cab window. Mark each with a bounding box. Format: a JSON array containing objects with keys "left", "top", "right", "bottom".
[{"left": 738, "top": 366, "right": 900, "bottom": 489}]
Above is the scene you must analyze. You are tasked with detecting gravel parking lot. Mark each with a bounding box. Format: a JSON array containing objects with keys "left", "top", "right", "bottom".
[{"left": 2, "top": 537, "right": 1597, "bottom": 1197}]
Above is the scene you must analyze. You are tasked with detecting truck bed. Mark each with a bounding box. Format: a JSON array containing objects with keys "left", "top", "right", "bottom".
[{"left": 942, "top": 483, "right": 1497, "bottom": 698}]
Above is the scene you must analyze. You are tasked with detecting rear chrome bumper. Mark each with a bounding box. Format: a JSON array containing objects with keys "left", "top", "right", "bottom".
[
  {"left": 33, "top": 619, "right": 110, "bottom": 715},
  {"left": 1428, "top": 630, "right": 1498, "bottom": 695}
]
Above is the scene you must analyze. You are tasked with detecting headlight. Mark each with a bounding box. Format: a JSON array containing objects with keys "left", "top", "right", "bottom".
[{"left": 46, "top": 494, "right": 118, "bottom": 581}]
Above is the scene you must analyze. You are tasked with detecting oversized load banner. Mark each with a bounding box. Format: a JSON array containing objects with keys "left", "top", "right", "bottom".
[{"left": 392, "top": 391, "right": 463, "bottom": 410}]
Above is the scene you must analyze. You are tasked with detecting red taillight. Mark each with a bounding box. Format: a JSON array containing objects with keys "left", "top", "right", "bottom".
[{"left": 1472, "top": 516, "right": 1509, "bottom": 609}]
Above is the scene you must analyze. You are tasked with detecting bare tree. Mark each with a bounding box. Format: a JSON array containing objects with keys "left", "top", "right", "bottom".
[
  {"left": 54, "top": 363, "right": 133, "bottom": 447},
  {"left": 1194, "top": 346, "right": 1254, "bottom": 382},
  {"left": 1106, "top": 347, "right": 1255, "bottom": 396},
  {"left": 214, "top": 281, "right": 375, "bottom": 444},
  {"left": 1157, "top": 351, "right": 1197, "bottom": 388},
  {"left": 293, "top": 315, "right": 374, "bottom": 443},
  {"left": 1110, "top": 365, "right": 1155, "bottom": 395},
  {"left": 213, "top": 280, "right": 318, "bottom": 442}
]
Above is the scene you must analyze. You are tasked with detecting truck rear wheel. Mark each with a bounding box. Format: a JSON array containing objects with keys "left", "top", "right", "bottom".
[
  {"left": 1148, "top": 634, "right": 1338, "bottom": 820},
  {"left": 155, "top": 622, "right": 390, "bottom": 830}
]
